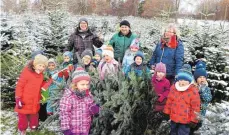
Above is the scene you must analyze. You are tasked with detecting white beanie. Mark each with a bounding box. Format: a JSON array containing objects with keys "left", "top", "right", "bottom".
[{"left": 102, "top": 46, "right": 114, "bottom": 58}]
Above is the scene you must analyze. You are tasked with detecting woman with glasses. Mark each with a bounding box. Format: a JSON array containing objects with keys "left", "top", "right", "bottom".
[{"left": 149, "top": 23, "right": 184, "bottom": 85}]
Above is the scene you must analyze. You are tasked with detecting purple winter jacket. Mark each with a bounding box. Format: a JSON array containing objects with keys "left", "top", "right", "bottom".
[{"left": 151, "top": 74, "right": 171, "bottom": 111}]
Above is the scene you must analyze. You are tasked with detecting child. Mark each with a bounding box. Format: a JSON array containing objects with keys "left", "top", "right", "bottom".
[
  {"left": 164, "top": 64, "right": 200, "bottom": 135},
  {"left": 45, "top": 58, "right": 59, "bottom": 115},
  {"left": 58, "top": 51, "right": 74, "bottom": 79},
  {"left": 190, "top": 61, "right": 212, "bottom": 135},
  {"left": 98, "top": 45, "right": 119, "bottom": 80},
  {"left": 91, "top": 48, "right": 102, "bottom": 68},
  {"left": 122, "top": 38, "right": 140, "bottom": 72},
  {"left": 125, "top": 51, "right": 150, "bottom": 78},
  {"left": 60, "top": 67, "right": 100, "bottom": 135},
  {"left": 149, "top": 62, "right": 170, "bottom": 134},
  {"left": 81, "top": 49, "right": 93, "bottom": 72},
  {"left": 15, "top": 54, "right": 48, "bottom": 135}
]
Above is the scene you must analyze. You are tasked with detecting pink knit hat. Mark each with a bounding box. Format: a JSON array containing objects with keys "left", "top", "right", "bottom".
[
  {"left": 155, "top": 62, "right": 166, "bottom": 73},
  {"left": 72, "top": 67, "right": 91, "bottom": 83}
]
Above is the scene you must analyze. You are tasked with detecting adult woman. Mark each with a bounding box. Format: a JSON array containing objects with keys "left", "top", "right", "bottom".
[
  {"left": 149, "top": 23, "right": 184, "bottom": 84},
  {"left": 65, "top": 18, "right": 103, "bottom": 64},
  {"left": 109, "top": 20, "right": 137, "bottom": 62}
]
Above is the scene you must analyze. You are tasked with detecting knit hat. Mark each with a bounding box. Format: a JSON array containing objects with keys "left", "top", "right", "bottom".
[
  {"left": 176, "top": 64, "right": 193, "bottom": 83},
  {"left": 63, "top": 51, "right": 73, "bottom": 60},
  {"left": 134, "top": 51, "right": 144, "bottom": 61},
  {"left": 120, "top": 20, "right": 130, "bottom": 28},
  {"left": 95, "top": 48, "right": 103, "bottom": 58},
  {"left": 130, "top": 38, "right": 140, "bottom": 49},
  {"left": 102, "top": 45, "right": 114, "bottom": 58},
  {"left": 155, "top": 62, "right": 166, "bottom": 73},
  {"left": 47, "top": 58, "right": 56, "bottom": 66},
  {"left": 79, "top": 18, "right": 88, "bottom": 26},
  {"left": 33, "top": 54, "right": 48, "bottom": 67},
  {"left": 72, "top": 67, "right": 91, "bottom": 83},
  {"left": 194, "top": 61, "right": 207, "bottom": 80},
  {"left": 81, "top": 49, "right": 93, "bottom": 59}
]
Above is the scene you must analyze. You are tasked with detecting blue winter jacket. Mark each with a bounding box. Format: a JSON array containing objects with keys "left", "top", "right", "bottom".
[
  {"left": 199, "top": 84, "right": 212, "bottom": 116},
  {"left": 149, "top": 40, "right": 184, "bottom": 76}
]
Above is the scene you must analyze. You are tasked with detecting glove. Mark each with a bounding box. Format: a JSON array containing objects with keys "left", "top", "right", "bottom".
[
  {"left": 16, "top": 97, "right": 24, "bottom": 109},
  {"left": 158, "top": 94, "right": 164, "bottom": 102},
  {"left": 68, "top": 64, "right": 74, "bottom": 71},
  {"left": 162, "top": 113, "right": 170, "bottom": 121},
  {"left": 189, "top": 121, "right": 197, "bottom": 128},
  {"left": 90, "top": 104, "right": 100, "bottom": 115},
  {"left": 63, "top": 129, "right": 73, "bottom": 135}
]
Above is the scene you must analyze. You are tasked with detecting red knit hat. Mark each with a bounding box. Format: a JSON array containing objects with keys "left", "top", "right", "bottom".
[
  {"left": 155, "top": 62, "right": 166, "bottom": 73},
  {"left": 72, "top": 67, "right": 91, "bottom": 83}
]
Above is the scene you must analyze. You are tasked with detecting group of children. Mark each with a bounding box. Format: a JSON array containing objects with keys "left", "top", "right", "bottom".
[
  {"left": 14, "top": 38, "right": 212, "bottom": 135},
  {"left": 151, "top": 61, "right": 212, "bottom": 135}
]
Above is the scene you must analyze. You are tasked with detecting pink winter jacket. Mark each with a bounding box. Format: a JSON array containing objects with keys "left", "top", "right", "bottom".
[
  {"left": 97, "top": 59, "right": 119, "bottom": 80},
  {"left": 60, "top": 88, "right": 96, "bottom": 134},
  {"left": 152, "top": 75, "right": 171, "bottom": 111}
]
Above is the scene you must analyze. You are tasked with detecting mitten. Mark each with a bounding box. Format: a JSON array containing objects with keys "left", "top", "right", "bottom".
[
  {"left": 58, "top": 71, "right": 64, "bottom": 77},
  {"left": 189, "top": 121, "right": 197, "bottom": 128},
  {"left": 90, "top": 104, "right": 100, "bottom": 115},
  {"left": 158, "top": 94, "right": 164, "bottom": 102},
  {"left": 63, "top": 129, "right": 73, "bottom": 135},
  {"left": 62, "top": 69, "right": 69, "bottom": 79},
  {"left": 16, "top": 97, "right": 24, "bottom": 109}
]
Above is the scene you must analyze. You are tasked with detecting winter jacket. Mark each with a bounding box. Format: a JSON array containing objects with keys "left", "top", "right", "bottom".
[
  {"left": 65, "top": 28, "right": 103, "bottom": 64},
  {"left": 122, "top": 49, "right": 136, "bottom": 73},
  {"left": 198, "top": 84, "right": 212, "bottom": 116},
  {"left": 164, "top": 83, "right": 200, "bottom": 124},
  {"left": 98, "top": 59, "right": 119, "bottom": 80},
  {"left": 125, "top": 63, "right": 151, "bottom": 78},
  {"left": 149, "top": 40, "right": 184, "bottom": 76},
  {"left": 152, "top": 75, "right": 170, "bottom": 111},
  {"left": 15, "top": 67, "right": 44, "bottom": 114},
  {"left": 109, "top": 31, "right": 137, "bottom": 62},
  {"left": 60, "top": 88, "right": 96, "bottom": 134}
]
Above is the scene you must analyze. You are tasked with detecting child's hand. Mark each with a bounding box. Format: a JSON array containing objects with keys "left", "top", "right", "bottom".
[
  {"left": 16, "top": 97, "right": 24, "bottom": 109},
  {"left": 68, "top": 65, "right": 74, "bottom": 72}
]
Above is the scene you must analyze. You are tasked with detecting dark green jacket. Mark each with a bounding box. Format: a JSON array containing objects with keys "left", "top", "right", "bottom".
[{"left": 109, "top": 31, "right": 137, "bottom": 62}]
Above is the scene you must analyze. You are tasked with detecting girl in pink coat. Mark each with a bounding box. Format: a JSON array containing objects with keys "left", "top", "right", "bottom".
[{"left": 149, "top": 62, "right": 170, "bottom": 133}]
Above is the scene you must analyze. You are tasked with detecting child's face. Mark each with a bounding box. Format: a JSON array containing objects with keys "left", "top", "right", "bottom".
[
  {"left": 94, "top": 54, "right": 101, "bottom": 61},
  {"left": 48, "top": 62, "right": 56, "bottom": 71},
  {"left": 135, "top": 56, "right": 142, "bottom": 65},
  {"left": 156, "top": 71, "right": 165, "bottom": 80},
  {"left": 34, "top": 64, "right": 46, "bottom": 74},
  {"left": 64, "top": 56, "right": 70, "bottom": 62},
  {"left": 197, "top": 76, "right": 207, "bottom": 85},
  {"left": 76, "top": 80, "right": 90, "bottom": 92},
  {"left": 80, "top": 21, "right": 88, "bottom": 31},
  {"left": 130, "top": 47, "right": 139, "bottom": 52},
  {"left": 104, "top": 55, "right": 112, "bottom": 63},
  {"left": 178, "top": 80, "right": 190, "bottom": 87},
  {"left": 82, "top": 56, "right": 91, "bottom": 65}
]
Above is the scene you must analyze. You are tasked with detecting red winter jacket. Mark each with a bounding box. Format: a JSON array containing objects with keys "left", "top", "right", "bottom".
[
  {"left": 164, "top": 83, "right": 200, "bottom": 124},
  {"left": 15, "top": 66, "right": 44, "bottom": 114}
]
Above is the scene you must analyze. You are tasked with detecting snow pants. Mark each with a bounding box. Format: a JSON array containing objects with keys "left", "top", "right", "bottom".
[{"left": 17, "top": 113, "right": 39, "bottom": 131}]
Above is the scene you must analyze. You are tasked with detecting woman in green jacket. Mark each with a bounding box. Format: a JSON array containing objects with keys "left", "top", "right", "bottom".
[{"left": 109, "top": 20, "right": 137, "bottom": 62}]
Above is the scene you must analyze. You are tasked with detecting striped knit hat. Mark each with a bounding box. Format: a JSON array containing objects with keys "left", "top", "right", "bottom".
[
  {"left": 72, "top": 67, "right": 91, "bottom": 83},
  {"left": 176, "top": 64, "right": 194, "bottom": 83}
]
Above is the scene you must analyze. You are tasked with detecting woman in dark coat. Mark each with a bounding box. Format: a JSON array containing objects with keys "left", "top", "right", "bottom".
[{"left": 65, "top": 18, "right": 103, "bottom": 64}]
